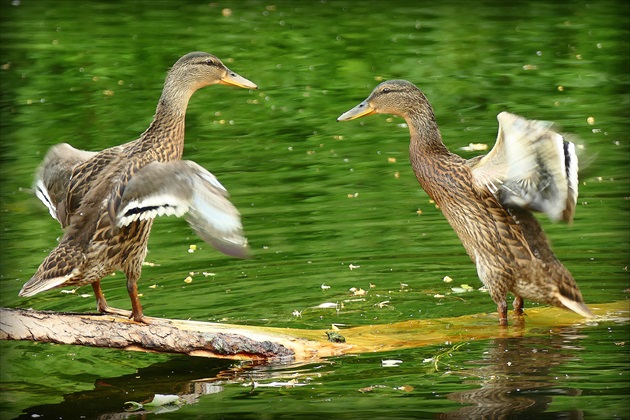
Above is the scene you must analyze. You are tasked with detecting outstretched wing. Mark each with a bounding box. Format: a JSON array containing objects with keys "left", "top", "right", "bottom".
[
  {"left": 469, "top": 112, "right": 578, "bottom": 223},
  {"left": 115, "top": 160, "right": 249, "bottom": 258}
]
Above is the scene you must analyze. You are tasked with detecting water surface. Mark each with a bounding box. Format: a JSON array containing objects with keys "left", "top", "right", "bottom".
[{"left": 1, "top": 0, "right": 628, "bottom": 418}]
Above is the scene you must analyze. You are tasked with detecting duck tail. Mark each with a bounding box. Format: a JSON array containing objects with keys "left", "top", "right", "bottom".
[
  {"left": 19, "top": 244, "right": 84, "bottom": 297},
  {"left": 554, "top": 284, "right": 594, "bottom": 318}
]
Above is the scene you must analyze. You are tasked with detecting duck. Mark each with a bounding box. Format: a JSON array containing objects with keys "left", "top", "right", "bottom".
[
  {"left": 337, "top": 79, "right": 592, "bottom": 326},
  {"left": 19, "top": 52, "right": 257, "bottom": 323}
]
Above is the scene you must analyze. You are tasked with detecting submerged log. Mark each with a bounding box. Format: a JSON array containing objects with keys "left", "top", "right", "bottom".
[{"left": 1, "top": 302, "right": 626, "bottom": 362}]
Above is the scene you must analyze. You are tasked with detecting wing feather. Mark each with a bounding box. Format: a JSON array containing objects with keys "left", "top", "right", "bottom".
[
  {"left": 470, "top": 112, "right": 578, "bottom": 223},
  {"left": 33, "top": 143, "right": 97, "bottom": 227},
  {"left": 116, "top": 160, "right": 249, "bottom": 258}
]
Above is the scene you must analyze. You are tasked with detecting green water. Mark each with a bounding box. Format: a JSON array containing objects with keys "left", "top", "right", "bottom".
[{"left": 1, "top": 0, "right": 628, "bottom": 418}]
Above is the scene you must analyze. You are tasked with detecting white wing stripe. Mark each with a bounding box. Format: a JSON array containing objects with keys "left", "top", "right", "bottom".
[
  {"left": 117, "top": 194, "right": 190, "bottom": 227},
  {"left": 35, "top": 179, "right": 58, "bottom": 221}
]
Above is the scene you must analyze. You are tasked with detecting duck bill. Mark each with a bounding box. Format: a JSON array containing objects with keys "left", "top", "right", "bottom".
[
  {"left": 219, "top": 69, "right": 258, "bottom": 89},
  {"left": 337, "top": 101, "right": 376, "bottom": 121}
]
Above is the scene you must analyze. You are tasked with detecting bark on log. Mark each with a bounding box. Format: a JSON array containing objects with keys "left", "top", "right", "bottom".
[{"left": 0, "top": 308, "right": 349, "bottom": 362}]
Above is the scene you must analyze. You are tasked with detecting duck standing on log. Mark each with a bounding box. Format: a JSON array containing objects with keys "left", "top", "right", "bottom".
[
  {"left": 20, "top": 52, "right": 257, "bottom": 323},
  {"left": 338, "top": 79, "right": 592, "bottom": 326}
]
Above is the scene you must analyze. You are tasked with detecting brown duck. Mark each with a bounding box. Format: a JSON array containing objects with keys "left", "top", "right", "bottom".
[
  {"left": 338, "top": 79, "right": 592, "bottom": 326},
  {"left": 19, "top": 52, "right": 257, "bottom": 323}
]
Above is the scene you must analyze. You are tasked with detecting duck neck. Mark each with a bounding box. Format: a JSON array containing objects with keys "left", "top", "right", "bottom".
[
  {"left": 158, "top": 76, "right": 196, "bottom": 117},
  {"left": 405, "top": 109, "right": 458, "bottom": 199},
  {"left": 405, "top": 109, "right": 451, "bottom": 157},
  {"left": 140, "top": 80, "right": 195, "bottom": 160}
]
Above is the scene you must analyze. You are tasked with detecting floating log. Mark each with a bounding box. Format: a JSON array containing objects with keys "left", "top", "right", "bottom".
[
  {"left": 0, "top": 308, "right": 349, "bottom": 362},
  {"left": 1, "top": 302, "right": 626, "bottom": 362}
]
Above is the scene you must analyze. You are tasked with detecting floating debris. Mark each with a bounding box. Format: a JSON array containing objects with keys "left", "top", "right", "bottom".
[
  {"left": 348, "top": 264, "right": 360, "bottom": 270},
  {"left": 443, "top": 275, "right": 453, "bottom": 283},
  {"left": 326, "top": 331, "right": 346, "bottom": 343},
  {"left": 382, "top": 359, "right": 403, "bottom": 367},
  {"left": 188, "top": 244, "right": 197, "bottom": 253},
  {"left": 316, "top": 302, "right": 338, "bottom": 309},
  {"left": 459, "top": 142, "right": 488, "bottom": 152},
  {"left": 349, "top": 287, "right": 367, "bottom": 296},
  {"left": 321, "top": 283, "right": 331, "bottom": 290},
  {"left": 451, "top": 284, "right": 474, "bottom": 293},
  {"left": 359, "top": 384, "right": 389, "bottom": 393},
  {"left": 426, "top": 341, "right": 467, "bottom": 371},
  {"left": 60, "top": 289, "right": 77, "bottom": 294},
  {"left": 125, "top": 394, "right": 181, "bottom": 412},
  {"left": 244, "top": 379, "right": 308, "bottom": 388},
  {"left": 142, "top": 261, "right": 160, "bottom": 267},
  {"left": 291, "top": 310, "right": 302, "bottom": 318},
  {"left": 184, "top": 276, "right": 193, "bottom": 284},
  {"left": 343, "top": 298, "right": 365, "bottom": 303}
]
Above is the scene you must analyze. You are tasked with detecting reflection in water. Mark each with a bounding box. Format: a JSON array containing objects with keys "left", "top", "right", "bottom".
[
  {"left": 440, "top": 328, "right": 585, "bottom": 419},
  {"left": 14, "top": 329, "right": 592, "bottom": 419},
  {"left": 16, "top": 356, "right": 327, "bottom": 419},
  {"left": 15, "top": 356, "right": 230, "bottom": 419}
]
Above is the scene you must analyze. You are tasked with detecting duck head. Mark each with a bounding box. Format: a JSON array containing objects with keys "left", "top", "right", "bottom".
[
  {"left": 166, "top": 51, "right": 258, "bottom": 92},
  {"left": 337, "top": 79, "right": 432, "bottom": 121}
]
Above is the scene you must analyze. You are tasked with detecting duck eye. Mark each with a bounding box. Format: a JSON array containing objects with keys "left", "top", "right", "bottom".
[
  {"left": 382, "top": 87, "right": 391, "bottom": 93},
  {"left": 204, "top": 59, "right": 217, "bottom": 66}
]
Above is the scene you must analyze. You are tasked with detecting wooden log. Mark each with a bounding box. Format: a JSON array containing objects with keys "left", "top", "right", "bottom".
[
  {"left": 1, "top": 301, "right": 626, "bottom": 362},
  {"left": 0, "top": 308, "right": 350, "bottom": 362}
]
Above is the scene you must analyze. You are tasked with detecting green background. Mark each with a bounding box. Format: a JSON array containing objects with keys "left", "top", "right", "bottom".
[{"left": 1, "top": 1, "right": 628, "bottom": 418}]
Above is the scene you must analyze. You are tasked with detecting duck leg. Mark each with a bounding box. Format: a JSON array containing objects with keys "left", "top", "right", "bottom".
[
  {"left": 122, "top": 258, "right": 149, "bottom": 323},
  {"left": 513, "top": 296, "right": 524, "bottom": 316},
  {"left": 92, "top": 280, "right": 133, "bottom": 318},
  {"left": 126, "top": 278, "right": 147, "bottom": 323},
  {"left": 497, "top": 300, "right": 508, "bottom": 326},
  {"left": 486, "top": 278, "right": 510, "bottom": 326}
]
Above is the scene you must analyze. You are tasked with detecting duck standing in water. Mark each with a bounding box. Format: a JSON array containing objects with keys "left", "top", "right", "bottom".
[
  {"left": 19, "top": 52, "right": 257, "bottom": 323},
  {"left": 338, "top": 79, "right": 592, "bottom": 326}
]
